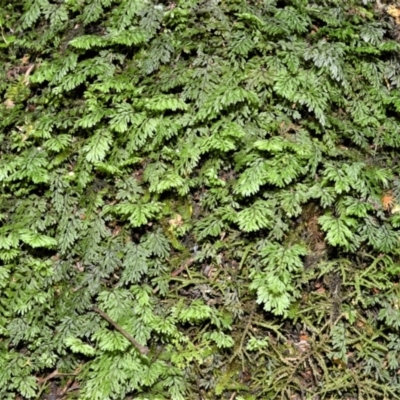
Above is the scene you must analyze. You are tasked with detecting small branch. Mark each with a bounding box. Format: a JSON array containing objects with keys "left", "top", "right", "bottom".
[
  {"left": 171, "top": 257, "right": 194, "bottom": 277},
  {"left": 23, "top": 63, "right": 35, "bottom": 85},
  {"left": 37, "top": 368, "right": 80, "bottom": 385},
  {"left": 93, "top": 307, "right": 149, "bottom": 355},
  {"left": 59, "top": 379, "right": 80, "bottom": 398},
  {"left": 153, "top": 257, "right": 194, "bottom": 294},
  {"left": 37, "top": 369, "right": 59, "bottom": 385}
]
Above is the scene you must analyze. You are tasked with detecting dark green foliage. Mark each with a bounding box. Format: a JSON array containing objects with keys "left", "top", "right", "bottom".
[{"left": 1, "top": 0, "right": 400, "bottom": 398}]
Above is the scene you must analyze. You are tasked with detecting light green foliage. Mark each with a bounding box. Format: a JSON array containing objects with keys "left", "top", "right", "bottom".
[
  {"left": 250, "top": 242, "right": 308, "bottom": 315},
  {"left": 1, "top": 0, "right": 400, "bottom": 399}
]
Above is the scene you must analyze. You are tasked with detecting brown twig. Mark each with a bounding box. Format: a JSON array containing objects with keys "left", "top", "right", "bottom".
[
  {"left": 171, "top": 257, "right": 194, "bottom": 277},
  {"left": 23, "top": 63, "right": 35, "bottom": 85},
  {"left": 93, "top": 307, "right": 149, "bottom": 355},
  {"left": 59, "top": 378, "right": 80, "bottom": 398},
  {"left": 58, "top": 377, "right": 73, "bottom": 398},
  {"left": 37, "top": 368, "right": 80, "bottom": 385},
  {"left": 153, "top": 257, "right": 194, "bottom": 294},
  {"left": 37, "top": 369, "right": 59, "bottom": 385}
]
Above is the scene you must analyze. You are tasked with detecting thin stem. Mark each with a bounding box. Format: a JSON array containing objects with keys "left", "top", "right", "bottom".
[{"left": 93, "top": 307, "right": 149, "bottom": 355}]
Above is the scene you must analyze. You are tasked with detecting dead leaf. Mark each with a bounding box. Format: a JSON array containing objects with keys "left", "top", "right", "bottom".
[
  {"left": 381, "top": 191, "right": 395, "bottom": 211},
  {"left": 388, "top": 5, "right": 400, "bottom": 25},
  {"left": 169, "top": 213, "right": 183, "bottom": 228},
  {"left": 21, "top": 54, "right": 30, "bottom": 65},
  {"left": 4, "top": 99, "right": 15, "bottom": 109}
]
